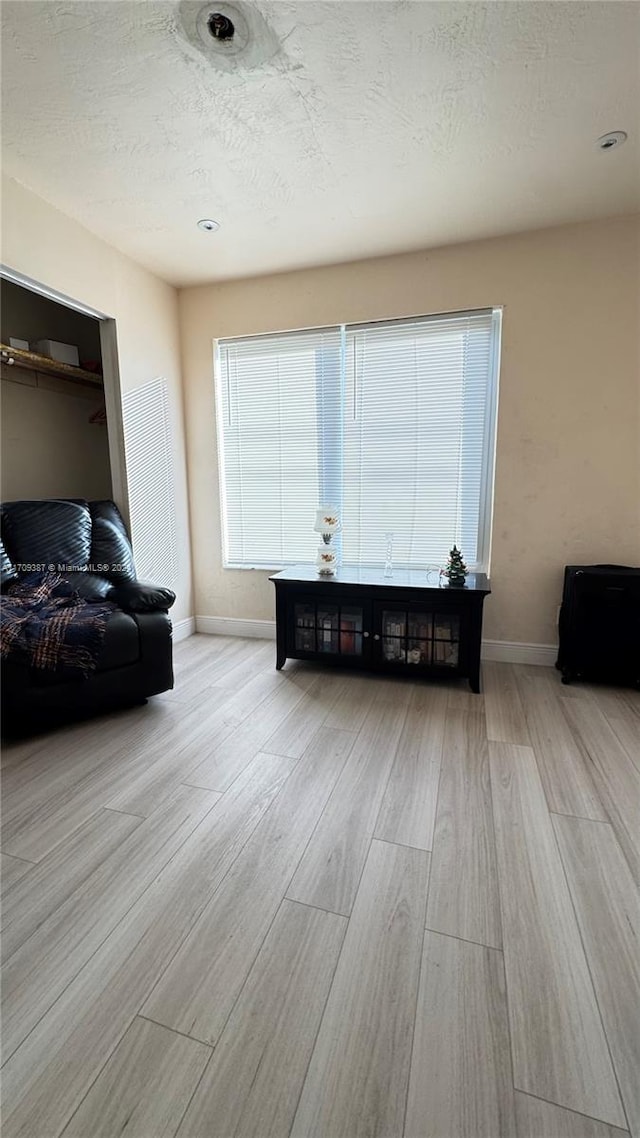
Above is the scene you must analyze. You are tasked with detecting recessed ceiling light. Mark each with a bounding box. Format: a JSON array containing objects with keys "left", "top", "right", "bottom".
[
  {"left": 207, "top": 12, "right": 235, "bottom": 39},
  {"left": 197, "top": 218, "right": 220, "bottom": 232},
  {"left": 596, "top": 131, "right": 627, "bottom": 151}
]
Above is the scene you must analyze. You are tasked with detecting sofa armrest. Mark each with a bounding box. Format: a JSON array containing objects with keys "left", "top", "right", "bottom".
[{"left": 108, "top": 580, "right": 176, "bottom": 613}]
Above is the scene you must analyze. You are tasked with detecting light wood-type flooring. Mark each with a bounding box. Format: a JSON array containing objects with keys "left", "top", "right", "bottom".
[{"left": 1, "top": 635, "right": 639, "bottom": 1138}]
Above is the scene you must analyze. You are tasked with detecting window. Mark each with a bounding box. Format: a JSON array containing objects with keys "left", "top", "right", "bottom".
[
  {"left": 216, "top": 308, "right": 501, "bottom": 571},
  {"left": 123, "top": 377, "right": 178, "bottom": 588}
]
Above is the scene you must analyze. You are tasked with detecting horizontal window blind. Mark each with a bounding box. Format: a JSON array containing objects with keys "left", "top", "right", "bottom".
[
  {"left": 123, "top": 377, "right": 178, "bottom": 588},
  {"left": 343, "top": 311, "right": 498, "bottom": 568},
  {"left": 216, "top": 309, "right": 500, "bottom": 571},
  {"left": 217, "top": 328, "right": 343, "bottom": 567}
]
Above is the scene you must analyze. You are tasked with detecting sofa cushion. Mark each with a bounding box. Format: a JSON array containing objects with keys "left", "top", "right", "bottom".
[
  {"left": 22, "top": 610, "right": 139, "bottom": 686},
  {"left": 60, "top": 571, "right": 115, "bottom": 602},
  {"left": 2, "top": 500, "right": 91, "bottom": 574},
  {"left": 89, "top": 501, "right": 136, "bottom": 582},
  {"left": 96, "top": 610, "right": 141, "bottom": 671}
]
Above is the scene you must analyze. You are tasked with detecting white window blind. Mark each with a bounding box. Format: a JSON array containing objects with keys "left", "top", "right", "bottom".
[
  {"left": 122, "top": 377, "right": 178, "bottom": 588},
  {"left": 217, "top": 327, "right": 342, "bottom": 568},
  {"left": 216, "top": 308, "right": 500, "bottom": 572}
]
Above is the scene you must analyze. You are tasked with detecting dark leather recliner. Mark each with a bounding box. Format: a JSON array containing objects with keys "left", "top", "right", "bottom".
[{"left": 1, "top": 498, "right": 175, "bottom": 734}]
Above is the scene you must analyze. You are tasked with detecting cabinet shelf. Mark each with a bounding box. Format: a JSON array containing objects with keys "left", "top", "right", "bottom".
[{"left": 1, "top": 344, "right": 103, "bottom": 388}]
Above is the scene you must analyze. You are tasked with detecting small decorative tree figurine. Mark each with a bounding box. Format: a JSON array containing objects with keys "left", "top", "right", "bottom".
[{"left": 444, "top": 545, "right": 468, "bottom": 587}]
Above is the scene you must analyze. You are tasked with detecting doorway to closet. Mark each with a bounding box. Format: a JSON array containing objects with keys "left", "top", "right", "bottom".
[{"left": 0, "top": 268, "right": 128, "bottom": 520}]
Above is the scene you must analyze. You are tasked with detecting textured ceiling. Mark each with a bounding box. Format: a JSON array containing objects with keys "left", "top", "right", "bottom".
[{"left": 2, "top": 1, "right": 639, "bottom": 285}]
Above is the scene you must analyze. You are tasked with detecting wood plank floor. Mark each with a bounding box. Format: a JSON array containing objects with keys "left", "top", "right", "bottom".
[{"left": 1, "top": 635, "right": 639, "bottom": 1138}]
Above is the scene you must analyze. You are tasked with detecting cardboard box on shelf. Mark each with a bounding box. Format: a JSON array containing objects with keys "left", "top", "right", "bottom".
[{"left": 31, "top": 339, "right": 80, "bottom": 367}]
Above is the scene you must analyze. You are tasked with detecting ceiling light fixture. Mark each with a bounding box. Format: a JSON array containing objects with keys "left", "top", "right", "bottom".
[
  {"left": 207, "top": 12, "right": 235, "bottom": 40},
  {"left": 596, "top": 131, "right": 627, "bottom": 151},
  {"left": 177, "top": 1, "right": 279, "bottom": 72},
  {"left": 197, "top": 218, "right": 220, "bottom": 232}
]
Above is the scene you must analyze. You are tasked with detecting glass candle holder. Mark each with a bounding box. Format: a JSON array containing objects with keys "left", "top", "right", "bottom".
[{"left": 384, "top": 532, "right": 394, "bottom": 577}]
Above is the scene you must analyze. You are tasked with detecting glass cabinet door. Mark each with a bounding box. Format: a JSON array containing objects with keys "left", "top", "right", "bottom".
[
  {"left": 432, "top": 613, "right": 461, "bottom": 668},
  {"left": 381, "top": 610, "right": 432, "bottom": 665},
  {"left": 378, "top": 606, "right": 462, "bottom": 669},
  {"left": 338, "top": 606, "right": 365, "bottom": 656},
  {"left": 294, "top": 603, "right": 317, "bottom": 652},
  {"left": 293, "top": 600, "right": 366, "bottom": 657}
]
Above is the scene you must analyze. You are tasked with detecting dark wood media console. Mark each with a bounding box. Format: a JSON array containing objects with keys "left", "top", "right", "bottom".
[{"left": 271, "top": 565, "right": 491, "bottom": 693}]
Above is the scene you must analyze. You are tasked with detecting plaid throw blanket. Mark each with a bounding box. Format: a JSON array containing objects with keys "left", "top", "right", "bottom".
[{"left": 1, "top": 573, "right": 114, "bottom": 679}]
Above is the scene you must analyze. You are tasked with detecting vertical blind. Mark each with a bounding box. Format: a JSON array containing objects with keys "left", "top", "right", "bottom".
[
  {"left": 216, "top": 308, "right": 501, "bottom": 571},
  {"left": 123, "top": 377, "right": 178, "bottom": 588}
]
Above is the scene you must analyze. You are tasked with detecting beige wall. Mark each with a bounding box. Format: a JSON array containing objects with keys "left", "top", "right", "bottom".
[
  {"left": 1, "top": 176, "right": 193, "bottom": 623},
  {"left": 3, "top": 176, "right": 636, "bottom": 644},
  {"left": 179, "top": 215, "right": 640, "bottom": 646},
  {"left": 1, "top": 369, "right": 112, "bottom": 500}
]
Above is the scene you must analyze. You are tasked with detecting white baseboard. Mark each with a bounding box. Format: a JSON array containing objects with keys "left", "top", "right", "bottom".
[
  {"left": 194, "top": 615, "right": 556, "bottom": 666},
  {"left": 195, "top": 615, "right": 277, "bottom": 639},
  {"left": 172, "top": 616, "right": 196, "bottom": 643},
  {"left": 481, "top": 639, "right": 556, "bottom": 667}
]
